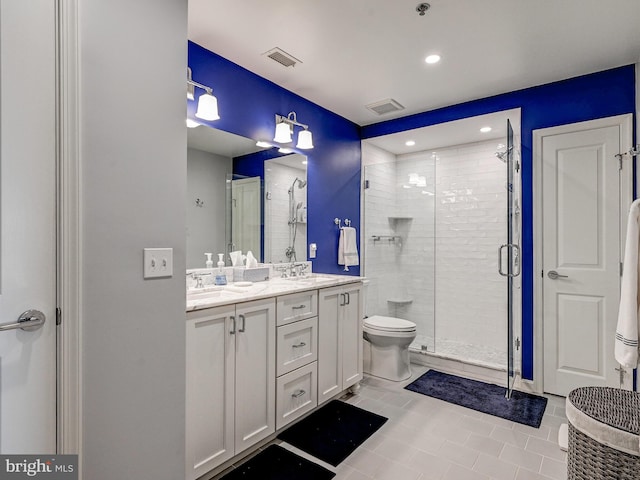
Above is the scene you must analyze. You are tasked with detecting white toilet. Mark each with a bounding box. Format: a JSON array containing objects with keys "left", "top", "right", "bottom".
[{"left": 363, "top": 315, "right": 417, "bottom": 381}]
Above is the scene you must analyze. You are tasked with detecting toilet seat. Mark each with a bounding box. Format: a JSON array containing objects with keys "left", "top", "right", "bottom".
[{"left": 364, "top": 315, "right": 416, "bottom": 333}]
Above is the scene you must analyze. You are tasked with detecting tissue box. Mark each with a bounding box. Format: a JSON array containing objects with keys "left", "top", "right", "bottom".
[{"left": 233, "top": 266, "right": 270, "bottom": 283}]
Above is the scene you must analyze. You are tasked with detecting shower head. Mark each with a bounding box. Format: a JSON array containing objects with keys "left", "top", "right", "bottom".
[{"left": 289, "top": 177, "right": 307, "bottom": 193}]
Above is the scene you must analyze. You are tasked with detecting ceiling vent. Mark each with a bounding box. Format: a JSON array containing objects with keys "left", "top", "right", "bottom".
[
  {"left": 263, "top": 47, "right": 301, "bottom": 68},
  {"left": 365, "top": 98, "right": 405, "bottom": 116}
]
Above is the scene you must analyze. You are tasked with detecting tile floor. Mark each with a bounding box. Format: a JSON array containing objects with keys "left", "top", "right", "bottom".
[{"left": 281, "top": 366, "right": 568, "bottom": 480}]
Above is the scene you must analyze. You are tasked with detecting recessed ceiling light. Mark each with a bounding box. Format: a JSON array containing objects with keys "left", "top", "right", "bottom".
[
  {"left": 425, "top": 54, "right": 441, "bottom": 64},
  {"left": 480, "top": 126, "right": 492, "bottom": 133},
  {"left": 405, "top": 140, "right": 416, "bottom": 146}
]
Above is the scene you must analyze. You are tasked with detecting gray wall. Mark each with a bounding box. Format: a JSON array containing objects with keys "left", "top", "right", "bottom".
[
  {"left": 79, "top": 0, "right": 187, "bottom": 478},
  {"left": 187, "top": 148, "right": 231, "bottom": 269}
]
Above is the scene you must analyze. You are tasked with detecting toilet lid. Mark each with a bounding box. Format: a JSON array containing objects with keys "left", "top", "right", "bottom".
[{"left": 364, "top": 315, "right": 416, "bottom": 332}]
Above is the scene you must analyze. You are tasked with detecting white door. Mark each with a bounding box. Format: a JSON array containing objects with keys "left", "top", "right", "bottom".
[
  {"left": 0, "top": 0, "right": 57, "bottom": 452},
  {"left": 231, "top": 177, "right": 261, "bottom": 258},
  {"left": 539, "top": 117, "right": 632, "bottom": 396}
]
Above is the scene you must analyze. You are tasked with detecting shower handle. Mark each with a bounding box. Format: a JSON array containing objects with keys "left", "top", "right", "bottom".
[{"left": 498, "top": 244, "right": 521, "bottom": 277}]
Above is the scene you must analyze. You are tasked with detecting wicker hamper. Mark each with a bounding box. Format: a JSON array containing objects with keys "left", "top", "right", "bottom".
[{"left": 566, "top": 387, "right": 640, "bottom": 480}]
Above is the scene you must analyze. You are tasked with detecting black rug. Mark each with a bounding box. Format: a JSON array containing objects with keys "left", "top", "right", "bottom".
[
  {"left": 278, "top": 400, "right": 388, "bottom": 466},
  {"left": 405, "top": 370, "right": 548, "bottom": 428},
  {"left": 220, "top": 444, "right": 335, "bottom": 480}
]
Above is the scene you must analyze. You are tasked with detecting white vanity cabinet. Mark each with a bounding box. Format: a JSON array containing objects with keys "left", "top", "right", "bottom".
[
  {"left": 317, "top": 283, "right": 363, "bottom": 405},
  {"left": 186, "top": 298, "right": 276, "bottom": 480}
]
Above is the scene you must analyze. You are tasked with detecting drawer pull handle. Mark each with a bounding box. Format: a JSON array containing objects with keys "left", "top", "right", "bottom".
[
  {"left": 292, "top": 304, "right": 306, "bottom": 310},
  {"left": 292, "top": 342, "right": 307, "bottom": 348},
  {"left": 291, "top": 389, "right": 306, "bottom": 398}
]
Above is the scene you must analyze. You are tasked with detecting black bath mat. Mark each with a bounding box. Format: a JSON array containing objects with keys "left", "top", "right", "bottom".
[
  {"left": 278, "top": 400, "right": 387, "bottom": 466},
  {"left": 405, "top": 370, "right": 548, "bottom": 428},
  {"left": 220, "top": 444, "right": 335, "bottom": 480}
]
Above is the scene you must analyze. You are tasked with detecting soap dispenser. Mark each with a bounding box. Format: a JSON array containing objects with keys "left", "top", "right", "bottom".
[
  {"left": 205, "top": 252, "right": 213, "bottom": 269},
  {"left": 214, "top": 253, "right": 227, "bottom": 285}
]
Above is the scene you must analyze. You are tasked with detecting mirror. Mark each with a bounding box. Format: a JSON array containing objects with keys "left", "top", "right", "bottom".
[{"left": 186, "top": 125, "right": 307, "bottom": 269}]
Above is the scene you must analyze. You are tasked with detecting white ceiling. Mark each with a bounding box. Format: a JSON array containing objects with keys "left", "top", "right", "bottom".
[
  {"left": 364, "top": 108, "right": 520, "bottom": 155},
  {"left": 188, "top": 0, "right": 640, "bottom": 127}
]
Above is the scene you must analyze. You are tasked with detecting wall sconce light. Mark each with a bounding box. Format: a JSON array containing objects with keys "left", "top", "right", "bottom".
[
  {"left": 187, "top": 67, "right": 220, "bottom": 121},
  {"left": 273, "top": 111, "right": 314, "bottom": 149}
]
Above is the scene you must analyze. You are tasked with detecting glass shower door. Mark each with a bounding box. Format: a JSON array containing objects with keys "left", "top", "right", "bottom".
[{"left": 501, "top": 119, "right": 520, "bottom": 399}]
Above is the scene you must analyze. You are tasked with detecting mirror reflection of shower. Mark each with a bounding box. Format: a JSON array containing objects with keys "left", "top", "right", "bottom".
[
  {"left": 286, "top": 177, "right": 307, "bottom": 261},
  {"left": 263, "top": 153, "right": 307, "bottom": 263}
]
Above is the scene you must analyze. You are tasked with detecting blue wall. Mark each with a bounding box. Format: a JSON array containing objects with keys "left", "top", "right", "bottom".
[
  {"left": 188, "top": 41, "right": 362, "bottom": 275},
  {"left": 189, "top": 40, "right": 635, "bottom": 381},
  {"left": 362, "top": 65, "right": 636, "bottom": 380}
]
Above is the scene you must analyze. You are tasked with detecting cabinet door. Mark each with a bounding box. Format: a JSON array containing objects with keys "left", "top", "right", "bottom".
[
  {"left": 234, "top": 298, "right": 276, "bottom": 453},
  {"left": 317, "top": 286, "right": 343, "bottom": 405},
  {"left": 186, "top": 306, "right": 236, "bottom": 480},
  {"left": 341, "top": 284, "right": 363, "bottom": 388}
]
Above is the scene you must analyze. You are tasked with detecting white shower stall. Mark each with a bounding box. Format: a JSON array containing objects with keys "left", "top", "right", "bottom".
[{"left": 362, "top": 111, "right": 521, "bottom": 384}]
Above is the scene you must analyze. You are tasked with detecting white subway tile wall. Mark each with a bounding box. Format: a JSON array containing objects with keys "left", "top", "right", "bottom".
[{"left": 362, "top": 140, "right": 508, "bottom": 367}]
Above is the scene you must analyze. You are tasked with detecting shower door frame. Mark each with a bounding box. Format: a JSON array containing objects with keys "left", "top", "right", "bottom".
[{"left": 502, "top": 119, "right": 521, "bottom": 399}]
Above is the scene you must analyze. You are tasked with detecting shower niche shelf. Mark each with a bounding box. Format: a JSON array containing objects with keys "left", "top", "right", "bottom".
[
  {"left": 387, "top": 298, "right": 413, "bottom": 306},
  {"left": 388, "top": 216, "right": 413, "bottom": 223}
]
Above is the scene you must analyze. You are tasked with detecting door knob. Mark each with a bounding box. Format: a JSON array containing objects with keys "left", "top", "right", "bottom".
[
  {"left": 547, "top": 270, "right": 568, "bottom": 280},
  {"left": 0, "top": 309, "right": 46, "bottom": 332}
]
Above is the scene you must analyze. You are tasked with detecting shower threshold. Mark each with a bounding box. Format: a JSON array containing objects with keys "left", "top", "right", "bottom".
[{"left": 410, "top": 336, "right": 507, "bottom": 372}]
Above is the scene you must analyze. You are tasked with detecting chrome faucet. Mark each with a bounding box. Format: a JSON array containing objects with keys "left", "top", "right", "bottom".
[
  {"left": 288, "top": 262, "right": 309, "bottom": 277},
  {"left": 188, "top": 272, "right": 211, "bottom": 289},
  {"left": 274, "top": 265, "right": 289, "bottom": 278}
]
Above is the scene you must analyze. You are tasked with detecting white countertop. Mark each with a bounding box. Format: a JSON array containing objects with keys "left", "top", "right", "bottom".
[{"left": 186, "top": 273, "right": 364, "bottom": 312}]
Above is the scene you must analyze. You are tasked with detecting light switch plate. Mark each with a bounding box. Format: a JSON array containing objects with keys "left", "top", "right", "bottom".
[{"left": 143, "top": 248, "right": 173, "bottom": 279}]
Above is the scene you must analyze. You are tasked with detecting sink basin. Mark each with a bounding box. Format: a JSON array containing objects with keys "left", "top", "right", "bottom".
[
  {"left": 283, "top": 274, "right": 335, "bottom": 285},
  {"left": 187, "top": 286, "right": 239, "bottom": 302}
]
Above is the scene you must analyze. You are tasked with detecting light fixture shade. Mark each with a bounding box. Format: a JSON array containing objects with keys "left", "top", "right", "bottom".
[
  {"left": 195, "top": 92, "right": 220, "bottom": 121},
  {"left": 296, "top": 129, "right": 314, "bottom": 149},
  {"left": 274, "top": 122, "right": 292, "bottom": 143}
]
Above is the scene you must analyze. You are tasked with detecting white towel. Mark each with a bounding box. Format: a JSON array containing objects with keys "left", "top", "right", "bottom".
[
  {"left": 338, "top": 226, "right": 359, "bottom": 271},
  {"left": 615, "top": 199, "right": 640, "bottom": 368}
]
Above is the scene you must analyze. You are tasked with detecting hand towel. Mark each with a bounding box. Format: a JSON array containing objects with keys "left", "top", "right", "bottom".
[
  {"left": 615, "top": 199, "right": 640, "bottom": 368},
  {"left": 338, "top": 226, "right": 359, "bottom": 271}
]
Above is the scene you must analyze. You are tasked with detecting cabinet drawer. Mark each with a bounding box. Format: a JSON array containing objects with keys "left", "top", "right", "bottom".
[
  {"left": 276, "top": 317, "right": 318, "bottom": 376},
  {"left": 276, "top": 290, "right": 318, "bottom": 326},
  {"left": 276, "top": 362, "right": 317, "bottom": 430}
]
